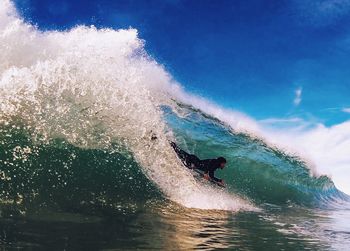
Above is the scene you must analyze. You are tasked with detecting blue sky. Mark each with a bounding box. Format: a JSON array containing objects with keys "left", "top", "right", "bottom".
[{"left": 14, "top": 0, "right": 350, "bottom": 126}]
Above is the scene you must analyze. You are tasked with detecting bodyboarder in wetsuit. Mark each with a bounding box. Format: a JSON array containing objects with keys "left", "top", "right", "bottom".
[{"left": 170, "top": 142, "right": 226, "bottom": 185}]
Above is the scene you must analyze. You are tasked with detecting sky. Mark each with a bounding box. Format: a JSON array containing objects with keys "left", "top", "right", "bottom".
[{"left": 13, "top": 0, "right": 350, "bottom": 126}]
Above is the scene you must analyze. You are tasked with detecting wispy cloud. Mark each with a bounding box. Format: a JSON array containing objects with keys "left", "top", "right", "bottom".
[
  {"left": 294, "top": 87, "right": 302, "bottom": 106},
  {"left": 320, "top": 107, "right": 350, "bottom": 114},
  {"left": 260, "top": 117, "right": 303, "bottom": 124},
  {"left": 259, "top": 116, "right": 318, "bottom": 132},
  {"left": 342, "top": 107, "right": 350, "bottom": 113}
]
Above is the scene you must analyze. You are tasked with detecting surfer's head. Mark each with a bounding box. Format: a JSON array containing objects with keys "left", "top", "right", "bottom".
[{"left": 217, "top": 157, "right": 227, "bottom": 169}]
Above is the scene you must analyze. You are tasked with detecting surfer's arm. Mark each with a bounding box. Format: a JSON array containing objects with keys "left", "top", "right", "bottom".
[{"left": 208, "top": 169, "right": 222, "bottom": 183}]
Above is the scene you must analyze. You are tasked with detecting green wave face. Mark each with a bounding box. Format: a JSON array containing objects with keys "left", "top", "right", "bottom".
[
  {"left": 0, "top": 123, "right": 161, "bottom": 213},
  {"left": 164, "top": 105, "right": 349, "bottom": 207}
]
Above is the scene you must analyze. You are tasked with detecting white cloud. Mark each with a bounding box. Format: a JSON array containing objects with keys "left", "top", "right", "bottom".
[
  {"left": 342, "top": 107, "right": 350, "bottom": 113},
  {"left": 294, "top": 87, "right": 302, "bottom": 106},
  {"left": 259, "top": 117, "right": 318, "bottom": 132},
  {"left": 260, "top": 117, "right": 303, "bottom": 124}
]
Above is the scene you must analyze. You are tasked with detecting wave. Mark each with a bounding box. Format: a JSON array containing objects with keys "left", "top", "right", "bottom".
[
  {"left": 0, "top": 0, "right": 254, "bottom": 212},
  {"left": 0, "top": 0, "right": 348, "bottom": 213}
]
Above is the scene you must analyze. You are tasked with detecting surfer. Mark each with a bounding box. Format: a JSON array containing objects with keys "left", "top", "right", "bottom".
[{"left": 170, "top": 142, "right": 226, "bottom": 186}]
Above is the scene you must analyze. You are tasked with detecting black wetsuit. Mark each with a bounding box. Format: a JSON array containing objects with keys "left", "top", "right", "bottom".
[{"left": 171, "top": 142, "right": 223, "bottom": 183}]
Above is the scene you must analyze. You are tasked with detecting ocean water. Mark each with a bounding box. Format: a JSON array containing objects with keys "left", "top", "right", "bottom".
[{"left": 1, "top": 1, "right": 350, "bottom": 250}]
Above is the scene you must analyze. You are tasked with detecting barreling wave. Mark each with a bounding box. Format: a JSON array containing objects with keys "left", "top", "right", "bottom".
[
  {"left": 165, "top": 104, "right": 350, "bottom": 207},
  {"left": 0, "top": 0, "right": 348, "bottom": 214}
]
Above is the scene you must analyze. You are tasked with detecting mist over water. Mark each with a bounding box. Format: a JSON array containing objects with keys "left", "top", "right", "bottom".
[{"left": 1, "top": 1, "right": 350, "bottom": 250}]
